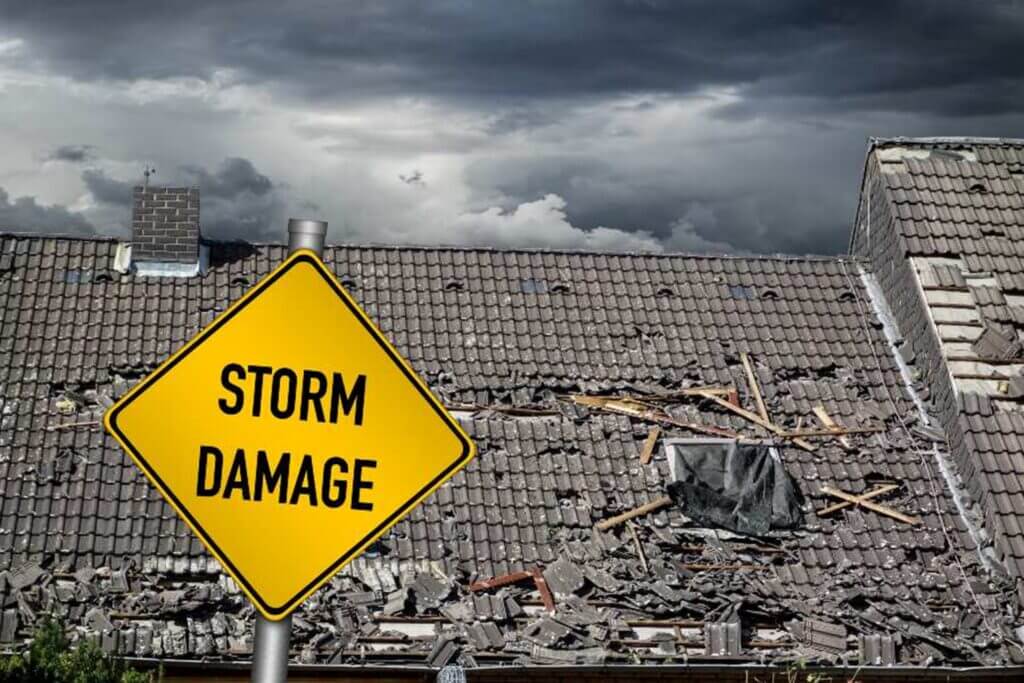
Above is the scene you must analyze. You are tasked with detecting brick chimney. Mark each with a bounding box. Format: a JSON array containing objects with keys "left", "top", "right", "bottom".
[{"left": 127, "top": 186, "right": 206, "bottom": 276}]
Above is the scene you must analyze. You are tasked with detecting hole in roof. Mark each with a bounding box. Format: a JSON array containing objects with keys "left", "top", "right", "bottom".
[
  {"left": 229, "top": 275, "right": 250, "bottom": 287},
  {"left": 968, "top": 182, "right": 989, "bottom": 194},
  {"left": 444, "top": 279, "right": 464, "bottom": 291},
  {"left": 728, "top": 285, "right": 756, "bottom": 300},
  {"left": 520, "top": 278, "right": 547, "bottom": 294},
  {"left": 550, "top": 282, "right": 571, "bottom": 294}
]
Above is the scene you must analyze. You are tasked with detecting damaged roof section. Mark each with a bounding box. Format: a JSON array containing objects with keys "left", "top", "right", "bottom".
[
  {"left": 852, "top": 137, "right": 1024, "bottom": 595},
  {"left": 0, "top": 235, "right": 1022, "bottom": 669}
]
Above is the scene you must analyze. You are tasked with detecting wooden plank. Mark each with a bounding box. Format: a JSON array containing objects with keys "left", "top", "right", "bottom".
[
  {"left": 639, "top": 426, "right": 661, "bottom": 465},
  {"left": 595, "top": 496, "right": 672, "bottom": 531},
  {"left": 468, "top": 570, "right": 533, "bottom": 592},
  {"left": 696, "top": 391, "right": 816, "bottom": 452},
  {"left": 46, "top": 420, "right": 101, "bottom": 431},
  {"left": 812, "top": 405, "right": 851, "bottom": 449},
  {"left": 740, "top": 352, "right": 770, "bottom": 423},
  {"left": 820, "top": 486, "right": 920, "bottom": 525},
  {"left": 647, "top": 386, "right": 734, "bottom": 399},
  {"left": 569, "top": 395, "right": 740, "bottom": 439},
  {"left": 529, "top": 568, "right": 556, "bottom": 613},
  {"left": 627, "top": 522, "right": 649, "bottom": 574},
  {"left": 816, "top": 484, "right": 898, "bottom": 516}
]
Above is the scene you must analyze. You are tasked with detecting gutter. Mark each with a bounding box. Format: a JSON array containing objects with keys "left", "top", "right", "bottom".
[{"left": 127, "top": 658, "right": 1024, "bottom": 679}]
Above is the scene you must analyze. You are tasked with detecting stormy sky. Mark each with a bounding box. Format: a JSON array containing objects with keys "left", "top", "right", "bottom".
[{"left": 1, "top": 1, "right": 1023, "bottom": 254}]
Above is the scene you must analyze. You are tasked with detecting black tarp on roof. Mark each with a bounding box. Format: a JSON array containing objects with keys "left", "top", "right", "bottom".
[{"left": 666, "top": 440, "right": 803, "bottom": 536}]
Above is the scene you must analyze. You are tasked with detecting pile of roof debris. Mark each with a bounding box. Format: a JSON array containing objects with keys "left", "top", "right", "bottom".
[{"left": 3, "top": 353, "right": 1023, "bottom": 671}]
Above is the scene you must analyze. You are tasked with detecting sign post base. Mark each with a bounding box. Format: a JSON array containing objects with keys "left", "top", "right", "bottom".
[{"left": 251, "top": 614, "right": 292, "bottom": 682}]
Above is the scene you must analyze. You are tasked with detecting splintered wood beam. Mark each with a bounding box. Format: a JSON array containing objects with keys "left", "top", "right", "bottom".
[
  {"left": 46, "top": 420, "right": 101, "bottom": 431},
  {"left": 817, "top": 484, "right": 898, "bottom": 516},
  {"left": 639, "top": 426, "right": 661, "bottom": 465},
  {"left": 627, "top": 522, "right": 650, "bottom": 574},
  {"left": 468, "top": 570, "right": 534, "bottom": 592},
  {"left": 812, "top": 405, "right": 851, "bottom": 449},
  {"left": 595, "top": 495, "right": 672, "bottom": 531},
  {"left": 528, "top": 568, "right": 556, "bottom": 613},
  {"left": 568, "top": 395, "right": 740, "bottom": 439},
  {"left": 646, "top": 387, "right": 734, "bottom": 399},
  {"left": 819, "top": 485, "right": 920, "bottom": 525},
  {"left": 740, "top": 352, "right": 770, "bottom": 423},
  {"left": 695, "top": 391, "right": 816, "bottom": 452},
  {"left": 471, "top": 568, "right": 556, "bottom": 612}
]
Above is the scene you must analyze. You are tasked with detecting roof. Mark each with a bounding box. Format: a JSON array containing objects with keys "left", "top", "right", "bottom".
[
  {"left": 851, "top": 137, "right": 1024, "bottom": 592},
  {"left": 0, "top": 234, "right": 1020, "bottom": 669}
]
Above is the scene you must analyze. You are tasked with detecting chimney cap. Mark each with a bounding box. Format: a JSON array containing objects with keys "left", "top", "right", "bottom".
[{"left": 287, "top": 218, "right": 327, "bottom": 255}]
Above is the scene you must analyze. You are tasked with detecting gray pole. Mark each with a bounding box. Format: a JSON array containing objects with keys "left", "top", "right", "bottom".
[{"left": 250, "top": 217, "right": 328, "bottom": 683}]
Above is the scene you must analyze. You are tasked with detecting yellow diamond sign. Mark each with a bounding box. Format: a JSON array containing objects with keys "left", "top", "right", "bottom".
[{"left": 104, "top": 250, "right": 475, "bottom": 619}]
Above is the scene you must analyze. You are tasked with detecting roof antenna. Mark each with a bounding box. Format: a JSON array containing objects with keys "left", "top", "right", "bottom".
[{"left": 143, "top": 165, "right": 156, "bottom": 188}]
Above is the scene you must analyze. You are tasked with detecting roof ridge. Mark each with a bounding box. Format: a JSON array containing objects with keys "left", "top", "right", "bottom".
[
  {"left": 1, "top": 231, "right": 852, "bottom": 264},
  {"left": 870, "top": 135, "right": 1024, "bottom": 148}
]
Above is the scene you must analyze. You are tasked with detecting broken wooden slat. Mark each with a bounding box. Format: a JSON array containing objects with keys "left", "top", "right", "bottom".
[
  {"left": 528, "top": 568, "right": 556, "bottom": 613},
  {"left": 639, "top": 426, "right": 661, "bottom": 465},
  {"left": 646, "top": 386, "right": 734, "bottom": 400},
  {"left": 470, "top": 568, "right": 556, "bottom": 612},
  {"left": 819, "top": 485, "right": 920, "bottom": 525},
  {"left": 812, "top": 405, "right": 851, "bottom": 449},
  {"left": 627, "top": 522, "right": 650, "bottom": 574},
  {"left": 740, "top": 352, "right": 770, "bottom": 423},
  {"left": 695, "top": 390, "right": 816, "bottom": 451},
  {"left": 568, "top": 394, "right": 740, "bottom": 439},
  {"left": 46, "top": 420, "right": 101, "bottom": 432},
  {"left": 468, "top": 570, "right": 534, "bottom": 592},
  {"left": 817, "top": 484, "right": 898, "bottom": 517},
  {"left": 595, "top": 495, "right": 672, "bottom": 531}
]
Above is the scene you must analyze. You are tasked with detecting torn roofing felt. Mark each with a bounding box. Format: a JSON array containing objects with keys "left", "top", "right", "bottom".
[
  {"left": 666, "top": 441, "right": 804, "bottom": 536},
  {"left": 0, "top": 234, "right": 1022, "bottom": 668}
]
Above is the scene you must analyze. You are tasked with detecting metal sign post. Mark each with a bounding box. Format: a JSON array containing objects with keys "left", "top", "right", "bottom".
[{"left": 250, "top": 218, "right": 328, "bottom": 683}]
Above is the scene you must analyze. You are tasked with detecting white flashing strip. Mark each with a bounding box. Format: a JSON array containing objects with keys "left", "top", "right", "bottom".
[
  {"left": 116, "top": 243, "right": 210, "bottom": 277},
  {"left": 859, "top": 269, "right": 932, "bottom": 425},
  {"left": 858, "top": 267, "right": 996, "bottom": 570}
]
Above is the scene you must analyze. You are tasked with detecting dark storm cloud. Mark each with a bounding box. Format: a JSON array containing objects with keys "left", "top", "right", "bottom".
[
  {"left": 5, "top": 0, "right": 1024, "bottom": 254},
  {"left": 179, "top": 158, "right": 273, "bottom": 199},
  {"left": 0, "top": 188, "right": 96, "bottom": 235},
  {"left": 81, "top": 169, "right": 133, "bottom": 206},
  {"left": 5, "top": 1, "right": 1024, "bottom": 115},
  {"left": 47, "top": 144, "right": 96, "bottom": 163}
]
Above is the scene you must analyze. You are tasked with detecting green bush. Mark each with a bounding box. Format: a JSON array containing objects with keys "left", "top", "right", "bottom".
[{"left": 0, "top": 617, "right": 152, "bottom": 683}]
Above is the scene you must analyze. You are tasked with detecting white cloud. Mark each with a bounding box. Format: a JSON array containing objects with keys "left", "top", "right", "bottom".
[{"left": 446, "top": 193, "right": 663, "bottom": 252}]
